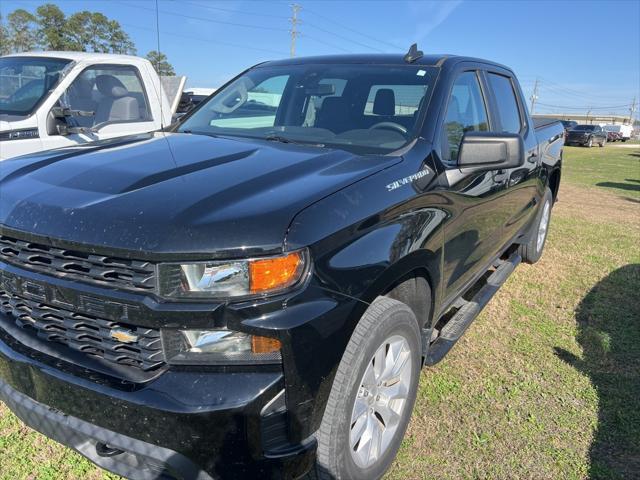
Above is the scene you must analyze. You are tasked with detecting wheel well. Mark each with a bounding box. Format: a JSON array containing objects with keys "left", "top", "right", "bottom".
[
  {"left": 549, "top": 168, "right": 561, "bottom": 202},
  {"left": 383, "top": 269, "right": 434, "bottom": 328}
]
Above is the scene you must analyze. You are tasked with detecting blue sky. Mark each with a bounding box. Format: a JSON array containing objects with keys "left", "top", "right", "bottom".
[{"left": 2, "top": 0, "right": 639, "bottom": 119}]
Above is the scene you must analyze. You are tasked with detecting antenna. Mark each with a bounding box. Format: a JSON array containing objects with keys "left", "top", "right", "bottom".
[
  {"left": 289, "top": 4, "right": 301, "bottom": 57},
  {"left": 155, "top": 0, "right": 165, "bottom": 130},
  {"left": 404, "top": 43, "right": 423, "bottom": 63}
]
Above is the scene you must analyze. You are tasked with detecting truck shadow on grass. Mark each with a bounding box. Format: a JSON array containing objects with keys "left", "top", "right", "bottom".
[
  {"left": 555, "top": 264, "right": 640, "bottom": 480},
  {"left": 595, "top": 181, "right": 640, "bottom": 193}
]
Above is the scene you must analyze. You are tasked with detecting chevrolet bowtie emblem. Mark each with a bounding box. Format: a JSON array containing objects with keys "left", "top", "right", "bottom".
[{"left": 110, "top": 328, "right": 139, "bottom": 344}]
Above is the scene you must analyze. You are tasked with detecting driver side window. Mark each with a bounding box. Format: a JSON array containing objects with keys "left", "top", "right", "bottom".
[
  {"left": 443, "top": 71, "right": 489, "bottom": 163},
  {"left": 60, "top": 65, "right": 151, "bottom": 128}
]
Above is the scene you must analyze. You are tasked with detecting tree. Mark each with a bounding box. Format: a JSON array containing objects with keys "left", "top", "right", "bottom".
[
  {"left": 3, "top": 5, "right": 136, "bottom": 55},
  {"left": 107, "top": 20, "right": 135, "bottom": 55},
  {"left": 62, "top": 10, "right": 136, "bottom": 54},
  {"left": 0, "top": 15, "right": 11, "bottom": 56},
  {"left": 146, "top": 50, "right": 175, "bottom": 76},
  {"left": 7, "top": 9, "right": 37, "bottom": 53},
  {"left": 35, "top": 3, "right": 67, "bottom": 50}
]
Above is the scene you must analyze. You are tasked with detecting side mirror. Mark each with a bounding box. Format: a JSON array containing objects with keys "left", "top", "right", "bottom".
[{"left": 458, "top": 131, "right": 524, "bottom": 171}]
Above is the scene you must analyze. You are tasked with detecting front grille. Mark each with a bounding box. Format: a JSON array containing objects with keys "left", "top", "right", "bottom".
[
  {"left": 0, "top": 235, "right": 156, "bottom": 292},
  {"left": 0, "top": 289, "right": 165, "bottom": 371}
]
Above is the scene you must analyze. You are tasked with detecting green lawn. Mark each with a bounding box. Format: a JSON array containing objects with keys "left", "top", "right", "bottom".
[
  {"left": 1, "top": 145, "right": 639, "bottom": 480},
  {"left": 562, "top": 145, "right": 640, "bottom": 198}
]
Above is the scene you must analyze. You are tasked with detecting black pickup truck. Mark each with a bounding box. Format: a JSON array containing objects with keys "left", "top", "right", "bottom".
[{"left": 0, "top": 49, "right": 563, "bottom": 480}]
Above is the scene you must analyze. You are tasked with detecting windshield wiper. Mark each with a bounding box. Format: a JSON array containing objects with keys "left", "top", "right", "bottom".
[{"left": 264, "top": 135, "right": 325, "bottom": 148}]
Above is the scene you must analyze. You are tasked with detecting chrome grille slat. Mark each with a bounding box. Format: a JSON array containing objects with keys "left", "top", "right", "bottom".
[
  {"left": 0, "top": 235, "right": 156, "bottom": 292},
  {"left": 0, "top": 289, "right": 164, "bottom": 371}
]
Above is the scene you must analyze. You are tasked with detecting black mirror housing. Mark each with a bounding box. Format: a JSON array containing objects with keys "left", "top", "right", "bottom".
[{"left": 458, "top": 132, "right": 524, "bottom": 171}]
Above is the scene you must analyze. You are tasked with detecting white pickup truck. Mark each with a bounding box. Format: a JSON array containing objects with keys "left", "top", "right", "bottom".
[{"left": 0, "top": 51, "right": 185, "bottom": 160}]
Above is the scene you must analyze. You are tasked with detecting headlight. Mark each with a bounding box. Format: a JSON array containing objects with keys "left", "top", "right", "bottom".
[
  {"left": 162, "top": 328, "right": 282, "bottom": 365},
  {"left": 158, "top": 250, "right": 308, "bottom": 299}
]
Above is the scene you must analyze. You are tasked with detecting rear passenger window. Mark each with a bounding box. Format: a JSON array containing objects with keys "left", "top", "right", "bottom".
[
  {"left": 443, "top": 71, "right": 489, "bottom": 162},
  {"left": 364, "top": 85, "right": 427, "bottom": 116},
  {"left": 487, "top": 73, "right": 522, "bottom": 134}
]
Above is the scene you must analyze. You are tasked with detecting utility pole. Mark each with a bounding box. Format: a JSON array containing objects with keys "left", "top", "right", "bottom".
[
  {"left": 289, "top": 4, "right": 301, "bottom": 58},
  {"left": 629, "top": 96, "right": 637, "bottom": 125},
  {"left": 586, "top": 107, "right": 592, "bottom": 124},
  {"left": 529, "top": 78, "right": 539, "bottom": 115}
]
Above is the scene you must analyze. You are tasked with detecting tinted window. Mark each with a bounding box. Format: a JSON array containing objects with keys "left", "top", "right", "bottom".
[
  {"left": 488, "top": 73, "right": 522, "bottom": 134},
  {"left": 574, "top": 125, "right": 595, "bottom": 131},
  {"left": 443, "top": 71, "right": 489, "bottom": 161},
  {"left": 179, "top": 64, "right": 437, "bottom": 154},
  {"left": 61, "top": 65, "right": 151, "bottom": 128}
]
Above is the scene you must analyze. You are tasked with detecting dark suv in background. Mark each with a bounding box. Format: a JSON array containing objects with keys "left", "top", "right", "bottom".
[{"left": 565, "top": 124, "right": 607, "bottom": 147}]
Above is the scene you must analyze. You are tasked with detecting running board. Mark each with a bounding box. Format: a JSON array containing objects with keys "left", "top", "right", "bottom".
[{"left": 424, "top": 252, "right": 521, "bottom": 366}]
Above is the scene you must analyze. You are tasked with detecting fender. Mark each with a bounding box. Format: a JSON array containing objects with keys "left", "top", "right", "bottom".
[{"left": 286, "top": 142, "right": 446, "bottom": 333}]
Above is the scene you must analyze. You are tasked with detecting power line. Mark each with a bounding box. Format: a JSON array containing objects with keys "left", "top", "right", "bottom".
[
  {"left": 303, "top": 6, "right": 403, "bottom": 51},
  {"left": 304, "top": 20, "right": 385, "bottom": 53},
  {"left": 304, "top": 34, "right": 353, "bottom": 53},
  {"left": 180, "top": 1, "right": 289, "bottom": 20},
  {"left": 114, "top": 1, "right": 288, "bottom": 32},
  {"left": 121, "top": 22, "right": 287, "bottom": 56}
]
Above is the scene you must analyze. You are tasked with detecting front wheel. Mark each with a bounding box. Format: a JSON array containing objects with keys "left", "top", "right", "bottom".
[
  {"left": 519, "top": 187, "right": 553, "bottom": 264},
  {"left": 313, "top": 297, "right": 421, "bottom": 480},
  {"left": 586, "top": 137, "right": 593, "bottom": 148},
  {"left": 599, "top": 138, "right": 606, "bottom": 147}
]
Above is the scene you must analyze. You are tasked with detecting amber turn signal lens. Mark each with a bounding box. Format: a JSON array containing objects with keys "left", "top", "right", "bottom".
[
  {"left": 249, "top": 251, "right": 304, "bottom": 294},
  {"left": 251, "top": 335, "right": 282, "bottom": 354}
]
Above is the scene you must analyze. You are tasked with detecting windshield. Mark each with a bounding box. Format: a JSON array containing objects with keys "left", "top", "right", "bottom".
[
  {"left": 0, "top": 56, "right": 72, "bottom": 116},
  {"left": 573, "top": 125, "right": 595, "bottom": 131},
  {"left": 178, "top": 63, "right": 437, "bottom": 154}
]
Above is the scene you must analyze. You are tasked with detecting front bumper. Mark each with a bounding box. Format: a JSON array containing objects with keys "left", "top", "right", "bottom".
[
  {"left": 0, "top": 329, "right": 316, "bottom": 479},
  {"left": 0, "top": 226, "right": 364, "bottom": 479}
]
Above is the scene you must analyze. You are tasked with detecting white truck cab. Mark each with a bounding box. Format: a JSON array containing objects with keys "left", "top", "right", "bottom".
[{"left": 0, "top": 51, "right": 181, "bottom": 160}]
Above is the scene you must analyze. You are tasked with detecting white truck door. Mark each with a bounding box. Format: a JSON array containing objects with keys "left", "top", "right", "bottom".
[{"left": 40, "top": 64, "right": 158, "bottom": 151}]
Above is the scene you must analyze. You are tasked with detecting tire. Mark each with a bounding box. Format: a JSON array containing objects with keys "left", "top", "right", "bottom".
[
  {"left": 622, "top": 138, "right": 627, "bottom": 142},
  {"left": 599, "top": 138, "right": 606, "bottom": 147},
  {"left": 586, "top": 137, "right": 593, "bottom": 148},
  {"left": 518, "top": 187, "right": 553, "bottom": 264},
  {"left": 312, "top": 296, "right": 421, "bottom": 480}
]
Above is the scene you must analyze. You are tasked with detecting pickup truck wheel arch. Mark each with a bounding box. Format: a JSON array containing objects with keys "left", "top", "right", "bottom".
[{"left": 385, "top": 272, "right": 433, "bottom": 330}]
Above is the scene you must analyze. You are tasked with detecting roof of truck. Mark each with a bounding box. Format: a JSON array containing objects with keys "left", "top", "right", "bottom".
[
  {"left": 3, "top": 51, "right": 147, "bottom": 63},
  {"left": 263, "top": 53, "right": 510, "bottom": 70}
]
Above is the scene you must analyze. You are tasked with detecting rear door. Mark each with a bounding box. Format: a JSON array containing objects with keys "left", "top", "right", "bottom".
[
  {"left": 439, "top": 68, "right": 510, "bottom": 304},
  {"left": 484, "top": 70, "right": 540, "bottom": 242}
]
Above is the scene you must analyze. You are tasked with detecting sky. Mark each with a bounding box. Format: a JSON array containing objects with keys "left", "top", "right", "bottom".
[{"left": 1, "top": 0, "right": 639, "bottom": 119}]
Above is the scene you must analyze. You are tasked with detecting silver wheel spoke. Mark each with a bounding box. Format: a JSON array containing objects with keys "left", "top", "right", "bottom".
[{"left": 350, "top": 412, "right": 369, "bottom": 448}]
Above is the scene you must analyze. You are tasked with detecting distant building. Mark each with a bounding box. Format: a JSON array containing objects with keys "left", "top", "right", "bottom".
[{"left": 532, "top": 113, "right": 636, "bottom": 126}]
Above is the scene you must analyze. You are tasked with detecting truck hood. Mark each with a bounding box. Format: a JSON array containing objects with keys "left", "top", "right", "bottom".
[{"left": 0, "top": 132, "right": 399, "bottom": 256}]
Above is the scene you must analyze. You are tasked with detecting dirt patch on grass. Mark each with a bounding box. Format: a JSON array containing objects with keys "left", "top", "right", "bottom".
[{"left": 556, "top": 182, "right": 640, "bottom": 229}]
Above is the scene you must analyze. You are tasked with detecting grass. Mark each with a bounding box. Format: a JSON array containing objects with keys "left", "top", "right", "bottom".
[{"left": 1, "top": 144, "right": 639, "bottom": 480}]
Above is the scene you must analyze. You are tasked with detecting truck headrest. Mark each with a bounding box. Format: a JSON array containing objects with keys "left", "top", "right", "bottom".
[
  {"left": 373, "top": 88, "right": 396, "bottom": 116},
  {"left": 96, "top": 75, "right": 129, "bottom": 98}
]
